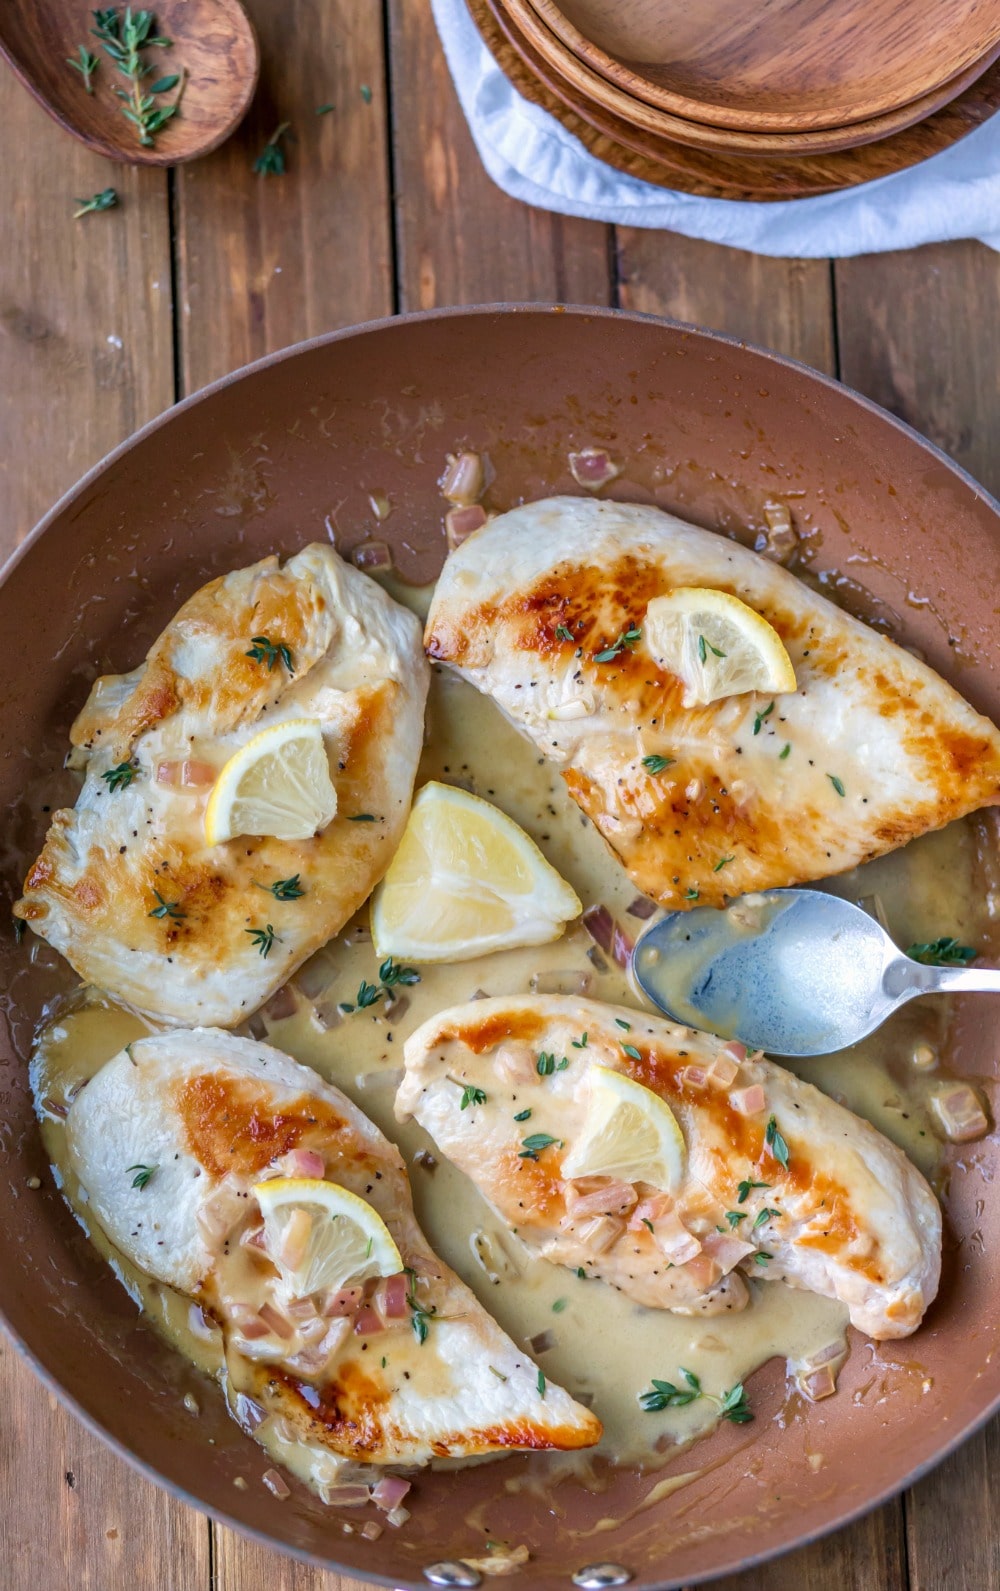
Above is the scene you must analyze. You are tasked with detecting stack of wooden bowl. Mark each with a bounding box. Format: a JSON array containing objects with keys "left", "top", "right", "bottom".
[{"left": 468, "top": 0, "right": 1000, "bottom": 199}]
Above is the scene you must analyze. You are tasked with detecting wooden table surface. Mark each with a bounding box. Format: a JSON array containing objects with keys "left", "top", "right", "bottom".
[{"left": 2, "top": 3, "right": 1000, "bottom": 1588}]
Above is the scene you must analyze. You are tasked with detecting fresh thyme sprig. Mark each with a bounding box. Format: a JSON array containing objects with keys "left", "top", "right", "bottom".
[
  {"left": 102, "top": 758, "right": 136, "bottom": 789},
  {"left": 246, "top": 923, "right": 280, "bottom": 957},
  {"left": 92, "top": 8, "right": 184, "bottom": 149},
  {"left": 642, "top": 753, "right": 674, "bottom": 774},
  {"left": 339, "top": 957, "right": 421, "bottom": 1014},
  {"left": 765, "top": 1115, "right": 790, "bottom": 1170},
  {"left": 906, "top": 936, "right": 976, "bottom": 967},
  {"left": 257, "top": 875, "right": 305, "bottom": 901},
  {"left": 404, "top": 1267, "right": 435, "bottom": 1345},
  {"left": 594, "top": 625, "right": 641, "bottom": 663},
  {"left": 245, "top": 634, "right": 294, "bottom": 673},
  {"left": 74, "top": 187, "right": 119, "bottom": 219},
  {"left": 127, "top": 1162, "right": 156, "bottom": 1190},
  {"left": 639, "top": 1368, "right": 752, "bottom": 1423},
  {"left": 450, "top": 1079, "right": 486, "bottom": 1110},
  {"left": 148, "top": 889, "right": 184, "bottom": 921},
  {"left": 68, "top": 44, "right": 100, "bottom": 92},
  {"left": 254, "top": 121, "right": 291, "bottom": 176}
]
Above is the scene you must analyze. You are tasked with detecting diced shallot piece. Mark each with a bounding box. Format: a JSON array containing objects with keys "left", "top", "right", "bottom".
[
  {"left": 284, "top": 1296, "right": 320, "bottom": 1326},
  {"left": 721, "top": 1040, "right": 748, "bottom": 1064},
  {"left": 730, "top": 1084, "right": 767, "bottom": 1116},
  {"left": 321, "top": 1483, "right": 372, "bottom": 1508},
  {"left": 705, "top": 1052, "right": 740, "bottom": 1089},
  {"left": 353, "top": 1305, "right": 385, "bottom": 1336},
  {"left": 563, "top": 1214, "right": 624, "bottom": 1254},
  {"left": 362, "top": 1521, "right": 383, "bottom": 1541},
  {"left": 529, "top": 1328, "right": 556, "bottom": 1354},
  {"left": 279, "top": 1147, "right": 325, "bottom": 1179},
  {"left": 386, "top": 1505, "right": 410, "bottom": 1528},
  {"left": 262, "top": 1468, "right": 291, "bottom": 1499},
  {"left": 446, "top": 503, "right": 488, "bottom": 548},
  {"left": 930, "top": 1084, "right": 990, "bottom": 1143},
  {"left": 372, "top": 1475, "right": 412, "bottom": 1512},
  {"left": 232, "top": 1392, "right": 266, "bottom": 1432},
  {"left": 700, "top": 1230, "right": 755, "bottom": 1270},
  {"left": 323, "top": 1284, "right": 365, "bottom": 1318},
  {"left": 264, "top": 984, "right": 298, "bottom": 1023},
  {"left": 568, "top": 447, "right": 620, "bottom": 489},
  {"left": 495, "top": 1042, "right": 538, "bottom": 1085},
  {"left": 650, "top": 1211, "right": 702, "bottom": 1264},
  {"left": 230, "top": 1306, "right": 272, "bottom": 1341},
  {"left": 565, "top": 1178, "right": 638, "bottom": 1218},
  {"left": 612, "top": 923, "right": 634, "bottom": 969},
  {"left": 682, "top": 1065, "right": 708, "bottom": 1088},
  {"left": 352, "top": 540, "right": 393, "bottom": 572},
  {"left": 375, "top": 1272, "right": 411, "bottom": 1321},
  {"left": 240, "top": 1222, "right": 267, "bottom": 1252},
  {"left": 582, "top": 903, "right": 614, "bottom": 953},
  {"left": 627, "top": 1193, "right": 673, "bottom": 1231},
  {"left": 798, "top": 1363, "right": 838, "bottom": 1401},
  {"left": 440, "top": 450, "right": 485, "bottom": 506},
  {"left": 626, "top": 895, "right": 657, "bottom": 920},
  {"left": 258, "top": 1301, "right": 294, "bottom": 1340},
  {"left": 757, "top": 500, "right": 798, "bottom": 563},
  {"left": 156, "top": 758, "right": 217, "bottom": 787}
]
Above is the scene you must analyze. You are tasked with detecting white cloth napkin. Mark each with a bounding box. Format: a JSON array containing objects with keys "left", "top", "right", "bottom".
[{"left": 433, "top": 0, "right": 1000, "bottom": 255}]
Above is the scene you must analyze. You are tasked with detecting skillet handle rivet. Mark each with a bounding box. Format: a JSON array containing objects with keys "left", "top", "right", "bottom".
[
  {"left": 572, "top": 1566, "right": 633, "bottom": 1589},
  {"left": 423, "top": 1564, "right": 482, "bottom": 1588}
]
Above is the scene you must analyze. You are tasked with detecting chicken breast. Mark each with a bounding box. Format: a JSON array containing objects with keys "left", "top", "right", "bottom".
[
  {"left": 65, "top": 1030, "right": 601, "bottom": 1468},
  {"left": 424, "top": 497, "right": 1000, "bottom": 908},
  {"left": 16, "top": 546, "right": 429, "bottom": 1026},
  {"left": 398, "top": 995, "right": 942, "bottom": 1340}
]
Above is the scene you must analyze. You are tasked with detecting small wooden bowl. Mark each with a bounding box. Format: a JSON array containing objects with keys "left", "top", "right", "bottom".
[
  {"left": 0, "top": 0, "right": 259, "bottom": 165},
  {"left": 523, "top": 0, "right": 1000, "bottom": 134},
  {"left": 476, "top": 0, "right": 1000, "bottom": 199},
  {"left": 501, "top": 0, "right": 999, "bottom": 157}
]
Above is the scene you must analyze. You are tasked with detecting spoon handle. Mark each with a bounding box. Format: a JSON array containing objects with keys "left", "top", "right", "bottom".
[{"left": 915, "top": 964, "right": 1000, "bottom": 996}]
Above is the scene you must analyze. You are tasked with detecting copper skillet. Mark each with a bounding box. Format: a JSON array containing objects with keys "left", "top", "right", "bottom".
[{"left": 2, "top": 306, "right": 999, "bottom": 1589}]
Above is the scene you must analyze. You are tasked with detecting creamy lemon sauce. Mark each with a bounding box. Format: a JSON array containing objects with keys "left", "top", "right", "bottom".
[{"left": 28, "top": 584, "right": 998, "bottom": 1503}]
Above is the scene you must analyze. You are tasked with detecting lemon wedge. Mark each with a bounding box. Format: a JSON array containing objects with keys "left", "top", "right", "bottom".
[
  {"left": 371, "top": 781, "right": 581, "bottom": 962},
  {"left": 254, "top": 1177, "right": 402, "bottom": 1297},
  {"left": 561, "top": 1064, "right": 686, "bottom": 1191},
  {"left": 204, "top": 718, "right": 337, "bottom": 845},
  {"left": 644, "top": 587, "right": 796, "bottom": 708}
]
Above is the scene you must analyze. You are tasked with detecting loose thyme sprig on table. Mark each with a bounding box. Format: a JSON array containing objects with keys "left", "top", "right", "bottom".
[
  {"left": 254, "top": 122, "right": 291, "bottom": 176},
  {"left": 92, "top": 8, "right": 184, "bottom": 149},
  {"left": 74, "top": 188, "right": 119, "bottom": 220}
]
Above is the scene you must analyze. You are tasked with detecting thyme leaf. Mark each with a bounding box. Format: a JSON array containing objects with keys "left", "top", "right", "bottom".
[
  {"left": 148, "top": 889, "right": 184, "bottom": 921},
  {"left": 765, "top": 1116, "right": 789, "bottom": 1170},
  {"left": 245, "top": 634, "right": 294, "bottom": 673},
  {"left": 906, "top": 936, "right": 976, "bottom": 967},
  {"left": 254, "top": 121, "right": 291, "bottom": 175},
  {"left": 102, "top": 758, "right": 136, "bottom": 790},
  {"left": 245, "top": 923, "right": 280, "bottom": 958},
  {"left": 642, "top": 753, "right": 675, "bottom": 774},
  {"left": 127, "top": 1162, "right": 156, "bottom": 1190}
]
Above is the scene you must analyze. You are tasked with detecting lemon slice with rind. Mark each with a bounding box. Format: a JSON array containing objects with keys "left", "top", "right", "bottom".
[
  {"left": 644, "top": 587, "right": 796, "bottom": 708},
  {"left": 561, "top": 1065, "right": 686, "bottom": 1192},
  {"left": 254, "top": 1177, "right": 402, "bottom": 1297},
  {"left": 205, "top": 718, "right": 337, "bottom": 844},
  {"left": 371, "top": 781, "right": 581, "bottom": 962}
]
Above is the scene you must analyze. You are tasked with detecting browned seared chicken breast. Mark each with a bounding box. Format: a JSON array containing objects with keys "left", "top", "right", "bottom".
[
  {"left": 65, "top": 1030, "right": 601, "bottom": 1470},
  {"left": 424, "top": 498, "right": 1000, "bottom": 908},
  {"left": 16, "top": 546, "right": 428, "bottom": 1026},
  {"left": 398, "top": 996, "right": 942, "bottom": 1341}
]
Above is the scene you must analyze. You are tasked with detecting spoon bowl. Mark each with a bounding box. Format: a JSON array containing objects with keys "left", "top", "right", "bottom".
[
  {"left": 633, "top": 888, "right": 1000, "bottom": 1056},
  {"left": 0, "top": 0, "right": 259, "bottom": 165}
]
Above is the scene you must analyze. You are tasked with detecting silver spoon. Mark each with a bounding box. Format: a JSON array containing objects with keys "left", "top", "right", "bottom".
[{"left": 632, "top": 888, "right": 1000, "bottom": 1057}]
